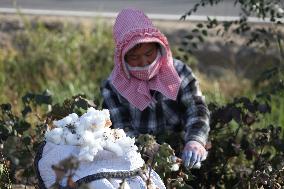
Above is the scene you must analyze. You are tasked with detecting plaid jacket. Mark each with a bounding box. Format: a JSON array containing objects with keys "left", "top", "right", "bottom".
[{"left": 101, "top": 59, "right": 210, "bottom": 147}]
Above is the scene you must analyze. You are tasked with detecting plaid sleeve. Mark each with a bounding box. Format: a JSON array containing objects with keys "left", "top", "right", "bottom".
[
  {"left": 100, "top": 79, "right": 132, "bottom": 131},
  {"left": 175, "top": 60, "right": 210, "bottom": 146}
]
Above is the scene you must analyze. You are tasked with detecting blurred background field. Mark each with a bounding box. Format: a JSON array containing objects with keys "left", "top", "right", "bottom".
[{"left": 0, "top": 13, "right": 283, "bottom": 126}]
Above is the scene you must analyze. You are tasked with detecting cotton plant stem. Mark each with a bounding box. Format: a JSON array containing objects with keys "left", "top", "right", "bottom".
[
  {"left": 277, "top": 35, "right": 284, "bottom": 62},
  {"left": 147, "top": 148, "right": 158, "bottom": 189}
]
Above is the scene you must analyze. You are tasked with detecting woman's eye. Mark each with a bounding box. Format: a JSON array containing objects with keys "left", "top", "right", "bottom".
[{"left": 145, "top": 51, "right": 153, "bottom": 56}]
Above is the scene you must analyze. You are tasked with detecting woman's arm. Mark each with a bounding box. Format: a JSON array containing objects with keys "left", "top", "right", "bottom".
[
  {"left": 177, "top": 61, "right": 210, "bottom": 147},
  {"left": 175, "top": 60, "right": 210, "bottom": 168}
]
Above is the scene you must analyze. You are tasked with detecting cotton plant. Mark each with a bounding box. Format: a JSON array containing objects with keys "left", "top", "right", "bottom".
[{"left": 45, "top": 107, "right": 138, "bottom": 162}]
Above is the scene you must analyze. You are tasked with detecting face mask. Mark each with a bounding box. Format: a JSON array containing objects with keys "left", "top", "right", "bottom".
[{"left": 126, "top": 51, "right": 162, "bottom": 81}]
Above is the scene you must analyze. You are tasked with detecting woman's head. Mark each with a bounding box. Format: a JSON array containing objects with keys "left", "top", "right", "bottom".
[{"left": 112, "top": 8, "right": 169, "bottom": 75}]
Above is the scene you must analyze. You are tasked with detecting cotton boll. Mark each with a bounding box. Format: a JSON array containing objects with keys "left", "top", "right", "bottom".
[
  {"left": 92, "top": 129, "right": 105, "bottom": 139},
  {"left": 90, "top": 138, "right": 104, "bottom": 152},
  {"left": 90, "top": 140, "right": 103, "bottom": 155},
  {"left": 101, "top": 109, "right": 110, "bottom": 120},
  {"left": 104, "top": 141, "right": 123, "bottom": 156},
  {"left": 78, "top": 116, "right": 93, "bottom": 130},
  {"left": 116, "top": 137, "right": 137, "bottom": 153},
  {"left": 102, "top": 128, "right": 115, "bottom": 142},
  {"left": 65, "top": 132, "right": 80, "bottom": 146},
  {"left": 45, "top": 128, "right": 64, "bottom": 144},
  {"left": 89, "top": 145, "right": 100, "bottom": 156},
  {"left": 170, "top": 163, "right": 180, "bottom": 171},
  {"left": 89, "top": 148, "right": 99, "bottom": 157},
  {"left": 113, "top": 129, "right": 126, "bottom": 140},
  {"left": 75, "top": 122, "right": 84, "bottom": 135},
  {"left": 78, "top": 146, "right": 94, "bottom": 162},
  {"left": 53, "top": 119, "right": 66, "bottom": 128},
  {"left": 68, "top": 113, "right": 79, "bottom": 122},
  {"left": 84, "top": 108, "right": 100, "bottom": 122},
  {"left": 93, "top": 116, "right": 106, "bottom": 130},
  {"left": 53, "top": 113, "right": 78, "bottom": 127},
  {"left": 86, "top": 107, "right": 97, "bottom": 115},
  {"left": 79, "top": 130, "right": 96, "bottom": 147}
]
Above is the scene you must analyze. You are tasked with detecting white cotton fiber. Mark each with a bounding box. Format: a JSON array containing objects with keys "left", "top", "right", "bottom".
[
  {"left": 101, "top": 109, "right": 110, "bottom": 120},
  {"left": 53, "top": 113, "right": 78, "bottom": 127},
  {"left": 45, "top": 127, "right": 64, "bottom": 144},
  {"left": 45, "top": 107, "right": 141, "bottom": 161},
  {"left": 113, "top": 129, "right": 126, "bottom": 139},
  {"left": 93, "top": 116, "right": 106, "bottom": 129},
  {"left": 78, "top": 146, "right": 94, "bottom": 162},
  {"left": 170, "top": 163, "right": 180, "bottom": 171},
  {"left": 65, "top": 132, "right": 80, "bottom": 146},
  {"left": 104, "top": 141, "right": 123, "bottom": 156},
  {"left": 80, "top": 130, "right": 96, "bottom": 147},
  {"left": 78, "top": 115, "right": 93, "bottom": 130},
  {"left": 116, "top": 137, "right": 137, "bottom": 153}
]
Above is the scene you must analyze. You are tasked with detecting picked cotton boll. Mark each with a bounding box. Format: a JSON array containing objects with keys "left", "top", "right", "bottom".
[
  {"left": 53, "top": 113, "right": 78, "bottom": 127},
  {"left": 116, "top": 137, "right": 137, "bottom": 153},
  {"left": 78, "top": 116, "right": 93, "bottom": 130},
  {"left": 86, "top": 107, "right": 98, "bottom": 116},
  {"left": 69, "top": 113, "right": 79, "bottom": 122},
  {"left": 79, "top": 130, "right": 96, "bottom": 147},
  {"left": 45, "top": 127, "right": 64, "bottom": 144},
  {"left": 78, "top": 146, "right": 94, "bottom": 162},
  {"left": 90, "top": 138, "right": 104, "bottom": 152},
  {"left": 101, "top": 109, "right": 110, "bottom": 120},
  {"left": 74, "top": 122, "right": 84, "bottom": 135},
  {"left": 104, "top": 140, "right": 123, "bottom": 156},
  {"left": 101, "top": 109, "right": 112, "bottom": 128},
  {"left": 65, "top": 132, "right": 80, "bottom": 146},
  {"left": 92, "top": 129, "right": 105, "bottom": 139},
  {"left": 102, "top": 128, "right": 115, "bottom": 142},
  {"left": 89, "top": 143, "right": 102, "bottom": 155},
  {"left": 113, "top": 129, "right": 126, "bottom": 140},
  {"left": 93, "top": 116, "right": 106, "bottom": 130}
]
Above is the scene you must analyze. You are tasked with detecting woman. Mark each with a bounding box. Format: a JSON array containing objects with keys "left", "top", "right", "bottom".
[{"left": 101, "top": 8, "right": 210, "bottom": 168}]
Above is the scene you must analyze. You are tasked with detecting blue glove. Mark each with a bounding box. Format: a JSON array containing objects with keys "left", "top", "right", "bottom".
[{"left": 182, "top": 141, "right": 207, "bottom": 168}]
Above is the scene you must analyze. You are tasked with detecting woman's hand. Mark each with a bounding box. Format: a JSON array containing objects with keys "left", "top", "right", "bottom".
[{"left": 182, "top": 140, "right": 207, "bottom": 168}]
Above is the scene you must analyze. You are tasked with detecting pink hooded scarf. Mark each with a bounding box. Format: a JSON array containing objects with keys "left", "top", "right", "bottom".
[{"left": 110, "top": 8, "right": 182, "bottom": 111}]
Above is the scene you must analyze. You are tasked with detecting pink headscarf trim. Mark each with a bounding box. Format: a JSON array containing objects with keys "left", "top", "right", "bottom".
[{"left": 110, "top": 8, "right": 181, "bottom": 111}]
